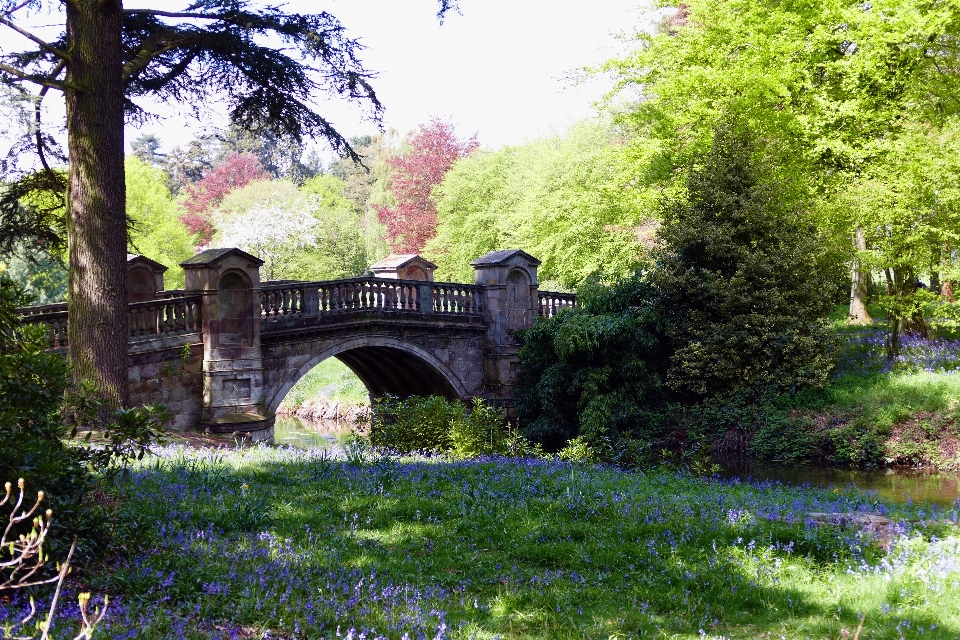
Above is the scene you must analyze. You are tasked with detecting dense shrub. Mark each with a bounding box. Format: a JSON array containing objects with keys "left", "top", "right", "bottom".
[
  {"left": 0, "top": 278, "right": 93, "bottom": 558},
  {"left": 515, "top": 272, "right": 668, "bottom": 455},
  {"left": 368, "top": 394, "right": 521, "bottom": 458},
  {"left": 0, "top": 277, "right": 170, "bottom": 561}
]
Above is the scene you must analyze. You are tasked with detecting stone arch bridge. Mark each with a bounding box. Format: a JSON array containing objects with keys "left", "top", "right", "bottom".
[{"left": 19, "top": 249, "right": 575, "bottom": 441}]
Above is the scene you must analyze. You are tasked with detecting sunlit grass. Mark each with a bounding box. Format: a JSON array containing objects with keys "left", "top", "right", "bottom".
[{"left": 3, "top": 445, "right": 958, "bottom": 639}]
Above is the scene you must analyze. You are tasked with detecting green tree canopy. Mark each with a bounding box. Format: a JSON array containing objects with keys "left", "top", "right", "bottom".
[
  {"left": 426, "top": 121, "right": 649, "bottom": 288},
  {"left": 125, "top": 156, "right": 196, "bottom": 289}
]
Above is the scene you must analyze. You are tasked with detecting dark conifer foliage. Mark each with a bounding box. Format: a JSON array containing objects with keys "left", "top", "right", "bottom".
[{"left": 653, "top": 120, "right": 840, "bottom": 399}]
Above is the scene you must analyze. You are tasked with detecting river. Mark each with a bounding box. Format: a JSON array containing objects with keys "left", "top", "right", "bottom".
[{"left": 274, "top": 416, "right": 960, "bottom": 506}]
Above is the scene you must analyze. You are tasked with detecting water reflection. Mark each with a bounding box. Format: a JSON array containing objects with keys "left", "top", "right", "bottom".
[
  {"left": 274, "top": 416, "right": 354, "bottom": 449},
  {"left": 720, "top": 462, "right": 960, "bottom": 506}
]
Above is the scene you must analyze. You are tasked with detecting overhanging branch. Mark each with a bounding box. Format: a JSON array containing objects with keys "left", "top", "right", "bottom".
[
  {"left": 0, "top": 15, "right": 68, "bottom": 60},
  {"left": 123, "top": 9, "right": 223, "bottom": 20},
  {"left": 0, "top": 63, "right": 70, "bottom": 91}
]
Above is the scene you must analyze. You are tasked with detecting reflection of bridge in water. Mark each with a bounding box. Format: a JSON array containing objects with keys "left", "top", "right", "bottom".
[{"left": 19, "top": 249, "right": 575, "bottom": 441}]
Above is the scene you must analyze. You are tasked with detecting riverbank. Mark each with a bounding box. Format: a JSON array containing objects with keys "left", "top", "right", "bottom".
[
  {"left": 7, "top": 445, "right": 958, "bottom": 639},
  {"left": 276, "top": 396, "right": 368, "bottom": 424}
]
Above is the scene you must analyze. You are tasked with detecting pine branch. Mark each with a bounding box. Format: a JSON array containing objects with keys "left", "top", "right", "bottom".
[
  {"left": 1, "top": 1, "right": 31, "bottom": 18},
  {"left": 0, "top": 15, "right": 68, "bottom": 59},
  {"left": 35, "top": 60, "right": 65, "bottom": 179},
  {"left": 122, "top": 9, "right": 225, "bottom": 20},
  {"left": 0, "top": 62, "right": 69, "bottom": 90}
]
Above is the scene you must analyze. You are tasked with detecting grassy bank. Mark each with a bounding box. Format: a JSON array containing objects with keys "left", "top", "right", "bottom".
[
  {"left": 5, "top": 445, "right": 958, "bottom": 639},
  {"left": 279, "top": 358, "right": 369, "bottom": 414},
  {"left": 768, "top": 318, "right": 960, "bottom": 470}
]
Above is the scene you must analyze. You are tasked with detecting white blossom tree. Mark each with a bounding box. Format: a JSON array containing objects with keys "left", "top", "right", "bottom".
[{"left": 217, "top": 203, "right": 317, "bottom": 281}]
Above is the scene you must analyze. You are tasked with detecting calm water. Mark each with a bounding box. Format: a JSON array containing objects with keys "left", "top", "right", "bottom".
[
  {"left": 273, "top": 416, "right": 354, "bottom": 449},
  {"left": 721, "top": 462, "right": 960, "bottom": 507},
  {"left": 274, "top": 417, "right": 960, "bottom": 506}
]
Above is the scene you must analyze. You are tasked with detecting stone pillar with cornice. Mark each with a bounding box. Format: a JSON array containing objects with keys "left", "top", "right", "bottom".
[
  {"left": 471, "top": 249, "right": 541, "bottom": 414},
  {"left": 181, "top": 248, "right": 274, "bottom": 442}
]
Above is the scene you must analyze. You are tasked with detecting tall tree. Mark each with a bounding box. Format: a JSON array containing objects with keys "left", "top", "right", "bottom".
[
  {"left": 0, "top": 0, "right": 459, "bottom": 406},
  {"left": 126, "top": 156, "right": 196, "bottom": 288},
  {"left": 374, "top": 118, "right": 477, "bottom": 253},
  {"left": 426, "top": 120, "right": 646, "bottom": 288}
]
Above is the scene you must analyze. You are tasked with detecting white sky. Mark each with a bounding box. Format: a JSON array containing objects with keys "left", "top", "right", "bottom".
[{"left": 124, "top": 0, "right": 652, "bottom": 157}]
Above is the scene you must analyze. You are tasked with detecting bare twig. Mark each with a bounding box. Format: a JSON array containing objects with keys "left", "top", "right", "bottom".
[
  {"left": 34, "top": 59, "right": 65, "bottom": 179},
  {"left": 1, "top": 480, "right": 110, "bottom": 640},
  {"left": 39, "top": 538, "right": 74, "bottom": 640}
]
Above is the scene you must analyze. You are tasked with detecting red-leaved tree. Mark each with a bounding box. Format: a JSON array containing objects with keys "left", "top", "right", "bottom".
[
  {"left": 375, "top": 119, "right": 478, "bottom": 253},
  {"left": 180, "top": 152, "right": 269, "bottom": 242}
]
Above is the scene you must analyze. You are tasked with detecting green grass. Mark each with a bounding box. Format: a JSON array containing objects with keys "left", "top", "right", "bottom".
[
  {"left": 13, "top": 446, "right": 958, "bottom": 639},
  {"left": 279, "top": 357, "right": 369, "bottom": 410}
]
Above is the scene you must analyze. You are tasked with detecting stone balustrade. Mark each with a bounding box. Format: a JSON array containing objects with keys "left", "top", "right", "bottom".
[
  {"left": 537, "top": 291, "right": 577, "bottom": 317},
  {"left": 260, "top": 277, "right": 484, "bottom": 321},
  {"left": 128, "top": 295, "right": 203, "bottom": 340},
  {"left": 18, "top": 292, "right": 202, "bottom": 348}
]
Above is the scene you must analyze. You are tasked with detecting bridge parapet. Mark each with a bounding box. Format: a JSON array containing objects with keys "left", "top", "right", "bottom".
[
  {"left": 129, "top": 295, "right": 203, "bottom": 339},
  {"left": 260, "top": 277, "right": 483, "bottom": 322},
  {"left": 19, "top": 294, "right": 204, "bottom": 350},
  {"left": 538, "top": 291, "right": 577, "bottom": 318}
]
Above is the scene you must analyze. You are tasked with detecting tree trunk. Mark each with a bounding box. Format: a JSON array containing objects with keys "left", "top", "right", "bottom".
[
  {"left": 65, "top": 0, "right": 129, "bottom": 406},
  {"left": 885, "top": 264, "right": 929, "bottom": 360},
  {"left": 930, "top": 243, "right": 941, "bottom": 295},
  {"left": 944, "top": 279, "right": 956, "bottom": 303},
  {"left": 848, "top": 227, "right": 872, "bottom": 325}
]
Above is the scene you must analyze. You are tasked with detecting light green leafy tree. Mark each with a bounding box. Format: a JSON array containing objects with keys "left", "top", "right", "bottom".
[
  {"left": 599, "top": 0, "right": 960, "bottom": 346},
  {"left": 426, "top": 121, "right": 649, "bottom": 288},
  {"left": 126, "top": 157, "right": 197, "bottom": 290}
]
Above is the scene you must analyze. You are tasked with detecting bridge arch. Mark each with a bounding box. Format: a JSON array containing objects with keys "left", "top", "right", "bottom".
[{"left": 265, "top": 335, "right": 471, "bottom": 414}]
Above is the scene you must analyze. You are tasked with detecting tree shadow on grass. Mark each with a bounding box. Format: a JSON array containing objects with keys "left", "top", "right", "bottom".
[{"left": 97, "top": 452, "right": 960, "bottom": 639}]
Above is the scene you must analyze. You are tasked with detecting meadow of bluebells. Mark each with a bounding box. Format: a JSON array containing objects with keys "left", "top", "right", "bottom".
[
  {"left": 833, "top": 328, "right": 960, "bottom": 378},
  {"left": 1, "top": 444, "right": 958, "bottom": 639}
]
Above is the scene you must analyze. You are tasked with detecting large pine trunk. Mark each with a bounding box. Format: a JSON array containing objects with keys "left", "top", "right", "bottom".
[{"left": 65, "top": 0, "right": 129, "bottom": 406}]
